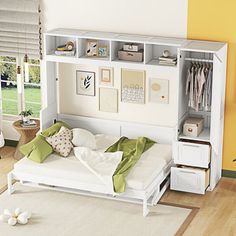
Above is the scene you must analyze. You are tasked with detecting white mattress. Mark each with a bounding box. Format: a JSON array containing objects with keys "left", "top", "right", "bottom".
[{"left": 14, "top": 135, "right": 172, "bottom": 191}]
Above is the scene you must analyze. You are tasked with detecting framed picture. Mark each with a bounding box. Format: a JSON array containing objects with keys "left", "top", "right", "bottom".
[
  {"left": 121, "top": 69, "right": 146, "bottom": 104},
  {"left": 86, "top": 40, "right": 98, "bottom": 56},
  {"left": 99, "top": 67, "right": 114, "bottom": 87},
  {"left": 149, "top": 78, "right": 169, "bottom": 104},
  {"left": 98, "top": 45, "right": 108, "bottom": 57},
  {"left": 76, "top": 70, "right": 95, "bottom": 96},
  {"left": 99, "top": 88, "right": 118, "bottom": 113}
]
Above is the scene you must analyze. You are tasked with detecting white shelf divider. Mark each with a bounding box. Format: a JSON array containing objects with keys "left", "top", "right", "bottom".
[{"left": 179, "top": 128, "right": 210, "bottom": 142}]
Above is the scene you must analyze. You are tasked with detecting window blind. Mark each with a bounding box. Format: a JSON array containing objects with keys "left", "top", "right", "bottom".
[{"left": 0, "top": 0, "right": 41, "bottom": 59}]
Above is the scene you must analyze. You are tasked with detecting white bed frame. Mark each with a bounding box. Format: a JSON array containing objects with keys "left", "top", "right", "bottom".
[{"left": 8, "top": 112, "right": 175, "bottom": 217}]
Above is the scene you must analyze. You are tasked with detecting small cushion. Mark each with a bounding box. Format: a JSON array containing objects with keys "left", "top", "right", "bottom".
[
  {"left": 46, "top": 126, "right": 73, "bottom": 157},
  {"left": 20, "top": 135, "right": 53, "bottom": 163},
  {"left": 72, "top": 128, "right": 96, "bottom": 149},
  {"left": 41, "top": 121, "right": 71, "bottom": 137}
]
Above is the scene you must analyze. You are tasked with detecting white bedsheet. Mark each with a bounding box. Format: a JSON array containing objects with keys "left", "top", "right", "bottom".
[
  {"left": 13, "top": 135, "right": 172, "bottom": 191},
  {"left": 74, "top": 147, "right": 123, "bottom": 194}
]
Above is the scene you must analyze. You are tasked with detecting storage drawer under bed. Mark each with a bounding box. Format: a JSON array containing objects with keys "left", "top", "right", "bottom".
[
  {"left": 173, "top": 141, "right": 211, "bottom": 168},
  {"left": 170, "top": 166, "right": 210, "bottom": 194}
]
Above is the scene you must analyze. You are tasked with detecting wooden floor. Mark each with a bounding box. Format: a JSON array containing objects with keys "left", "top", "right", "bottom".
[{"left": 0, "top": 146, "right": 236, "bottom": 236}]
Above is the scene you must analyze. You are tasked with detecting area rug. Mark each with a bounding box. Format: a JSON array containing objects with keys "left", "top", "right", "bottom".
[{"left": 0, "top": 183, "right": 198, "bottom": 236}]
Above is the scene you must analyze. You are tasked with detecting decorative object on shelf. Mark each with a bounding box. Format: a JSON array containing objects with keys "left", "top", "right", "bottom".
[
  {"left": 0, "top": 208, "right": 31, "bottom": 226},
  {"left": 118, "top": 49, "right": 143, "bottom": 62},
  {"left": 57, "top": 41, "right": 74, "bottom": 51},
  {"left": 162, "top": 50, "right": 170, "bottom": 58},
  {"left": 99, "top": 88, "right": 118, "bottom": 113},
  {"left": 19, "top": 109, "right": 33, "bottom": 123},
  {"left": 158, "top": 50, "right": 177, "bottom": 66},
  {"left": 123, "top": 43, "right": 140, "bottom": 52},
  {"left": 149, "top": 78, "right": 169, "bottom": 104},
  {"left": 76, "top": 70, "right": 95, "bottom": 96},
  {"left": 55, "top": 41, "right": 75, "bottom": 56},
  {"left": 98, "top": 45, "right": 108, "bottom": 57},
  {"left": 183, "top": 117, "right": 204, "bottom": 137},
  {"left": 99, "top": 67, "right": 114, "bottom": 87},
  {"left": 121, "top": 69, "right": 145, "bottom": 104},
  {"left": 86, "top": 40, "right": 98, "bottom": 56}
]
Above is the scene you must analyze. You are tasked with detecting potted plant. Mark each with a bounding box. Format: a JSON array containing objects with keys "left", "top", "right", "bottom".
[{"left": 19, "top": 109, "right": 33, "bottom": 123}]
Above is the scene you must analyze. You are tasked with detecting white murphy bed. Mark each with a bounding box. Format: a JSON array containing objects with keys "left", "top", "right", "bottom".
[{"left": 8, "top": 29, "right": 227, "bottom": 216}]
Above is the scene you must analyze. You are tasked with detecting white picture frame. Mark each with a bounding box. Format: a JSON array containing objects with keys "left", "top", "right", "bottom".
[
  {"left": 99, "top": 67, "right": 114, "bottom": 87},
  {"left": 76, "top": 70, "right": 95, "bottom": 96}
]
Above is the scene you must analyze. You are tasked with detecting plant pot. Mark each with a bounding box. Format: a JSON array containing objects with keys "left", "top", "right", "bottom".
[{"left": 22, "top": 116, "right": 30, "bottom": 123}]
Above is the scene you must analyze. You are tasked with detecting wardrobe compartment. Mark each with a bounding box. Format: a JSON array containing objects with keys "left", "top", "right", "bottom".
[
  {"left": 111, "top": 41, "right": 144, "bottom": 63},
  {"left": 173, "top": 141, "right": 211, "bottom": 168},
  {"left": 145, "top": 44, "right": 178, "bottom": 66},
  {"left": 78, "top": 38, "right": 110, "bottom": 60},
  {"left": 177, "top": 50, "right": 214, "bottom": 142},
  {"left": 171, "top": 166, "right": 210, "bottom": 194},
  {"left": 45, "top": 35, "right": 77, "bottom": 57}
]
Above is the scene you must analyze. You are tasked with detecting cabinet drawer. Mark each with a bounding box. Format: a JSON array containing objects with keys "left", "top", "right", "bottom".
[
  {"left": 170, "top": 167, "right": 210, "bottom": 194},
  {"left": 173, "top": 141, "right": 210, "bottom": 168}
]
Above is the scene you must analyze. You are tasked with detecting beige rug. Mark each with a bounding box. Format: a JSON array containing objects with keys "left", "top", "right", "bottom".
[{"left": 0, "top": 183, "right": 197, "bottom": 236}]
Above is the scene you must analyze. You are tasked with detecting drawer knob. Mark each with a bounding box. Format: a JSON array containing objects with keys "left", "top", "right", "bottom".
[{"left": 188, "top": 128, "right": 193, "bottom": 132}]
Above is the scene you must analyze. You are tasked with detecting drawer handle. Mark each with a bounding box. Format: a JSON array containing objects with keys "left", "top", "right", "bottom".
[
  {"left": 179, "top": 170, "right": 196, "bottom": 175},
  {"left": 188, "top": 128, "right": 193, "bottom": 132},
  {"left": 182, "top": 144, "right": 200, "bottom": 148},
  {"left": 127, "top": 53, "right": 134, "bottom": 56}
]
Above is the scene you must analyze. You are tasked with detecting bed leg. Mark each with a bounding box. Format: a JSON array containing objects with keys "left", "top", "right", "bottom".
[
  {"left": 143, "top": 198, "right": 150, "bottom": 217},
  {"left": 7, "top": 172, "right": 15, "bottom": 195}
]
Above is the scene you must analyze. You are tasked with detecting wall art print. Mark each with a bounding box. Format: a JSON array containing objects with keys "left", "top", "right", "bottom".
[
  {"left": 121, "top": 69, "right": 145, "bottom": 104},
  {"left": 76, "top": 70, "right": 95, "bottom": 96}
]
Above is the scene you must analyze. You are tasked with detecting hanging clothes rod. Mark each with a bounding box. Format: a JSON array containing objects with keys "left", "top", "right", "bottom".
[{"left": 185, "top": 58, "right": 213, "bottom": 63}]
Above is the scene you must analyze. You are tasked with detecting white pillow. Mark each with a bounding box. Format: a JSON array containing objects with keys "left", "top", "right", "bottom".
[{"left": 72, "top": 128, "right": 96, "bottom": 149}]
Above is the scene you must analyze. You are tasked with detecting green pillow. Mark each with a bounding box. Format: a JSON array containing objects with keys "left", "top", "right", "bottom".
[
  {"left": 41, "top": 121, "right": 71, "bottom": 137},
  {"left": 20, "top": 135, "right": 53, "bottom": 163}
]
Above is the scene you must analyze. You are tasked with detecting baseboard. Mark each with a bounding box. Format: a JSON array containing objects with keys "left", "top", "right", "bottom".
[
  {"left": 222, "top": 170, "right": 236, "bottom": 178},
  {"left": 4, "top": 139, "right": 18, "bottom": 147}
]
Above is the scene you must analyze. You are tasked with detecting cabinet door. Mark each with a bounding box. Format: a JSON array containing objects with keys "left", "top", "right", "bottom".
[
  {"left": 210, "top": 46, "right": 227, "bottom": 154},
  {"left": 40, "top": 61, "right": 58, "bottom": 130}
]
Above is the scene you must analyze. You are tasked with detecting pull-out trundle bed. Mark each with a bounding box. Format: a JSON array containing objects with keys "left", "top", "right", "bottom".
[{"left": 8, "top": 114, "right": 174, "bottom": 217}]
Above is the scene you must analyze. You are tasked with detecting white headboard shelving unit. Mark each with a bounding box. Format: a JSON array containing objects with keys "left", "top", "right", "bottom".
[{"left": 42, "top": 28, "right": 227, "bottom": 194}]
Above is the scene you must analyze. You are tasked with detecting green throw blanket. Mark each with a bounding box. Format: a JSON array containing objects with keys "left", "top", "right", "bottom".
[{"left": 106, "top": 136, "right": 155, "bottom": 193}]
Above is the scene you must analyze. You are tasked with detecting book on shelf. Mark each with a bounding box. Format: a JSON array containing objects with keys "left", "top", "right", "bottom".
[
  {"left": 159, "top": 60, "right": 177, "bottom": 65},
  {"left": 158, "top": 56, "right": 177, "bottom": 62},
  {"left": 54, "top": 50, "right": 75, "bottom": 56}
]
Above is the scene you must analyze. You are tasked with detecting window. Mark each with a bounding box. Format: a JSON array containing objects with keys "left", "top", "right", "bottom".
[{"left": 0, "top": 56, "right": 41, "bottom": 118}]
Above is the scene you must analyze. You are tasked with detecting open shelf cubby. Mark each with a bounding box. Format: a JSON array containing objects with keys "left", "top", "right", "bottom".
[
  {"left": 78, "top": 38, "right": 110, "bottom": 61},
  {"left": 110, "top": 41, "right": 144, "bottom": 63},
  {"left": 145, "top": 44, "right": 178, "bottom": 66},
  {"left": 45, "top": 35, "right": 77, "bottom": 57}
]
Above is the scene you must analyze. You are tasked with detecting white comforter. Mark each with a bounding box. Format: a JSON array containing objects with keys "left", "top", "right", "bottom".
[{"left": 74, "top": 147, "right": 123, "bottom": 194}]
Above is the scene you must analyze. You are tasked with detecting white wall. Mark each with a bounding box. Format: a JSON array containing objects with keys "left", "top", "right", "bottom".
[
  {"left": 41, "top": 0, "right": 188, "bottom": 37},
  {"left": 3, "top": 0, "right": 188, "bottom": 140},
  {"left": 58, "top": 63, "right": 179, "bottom": 127}
]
